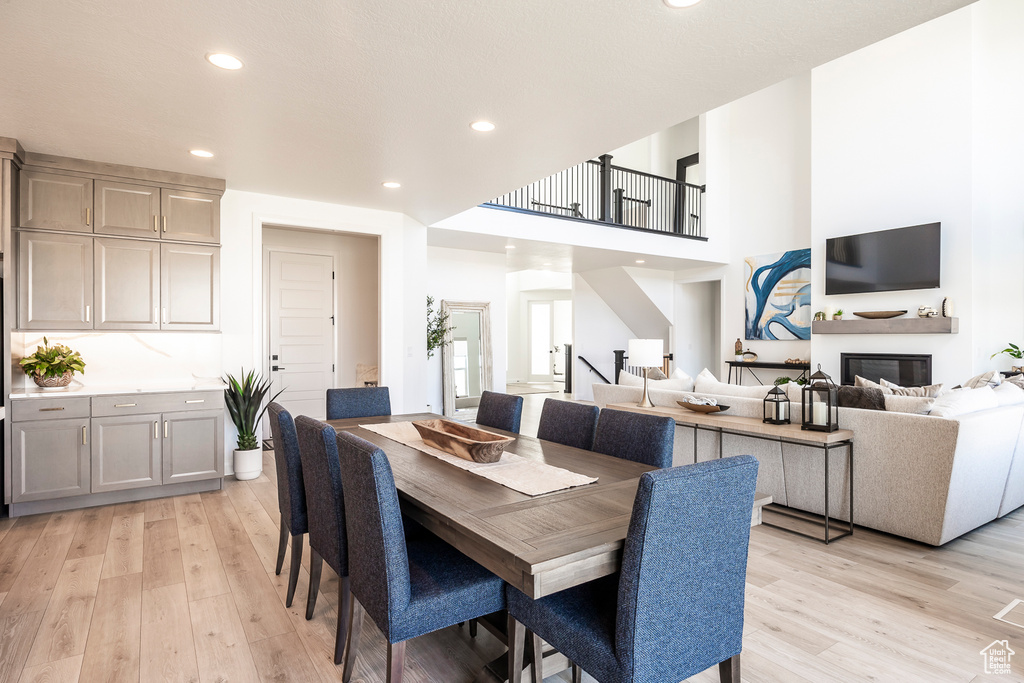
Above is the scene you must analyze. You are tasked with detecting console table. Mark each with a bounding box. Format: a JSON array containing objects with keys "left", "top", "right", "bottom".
[
  {"left": 726, "top": 360, "right": 810, "bottom": 385},
  {"left": 610, "top": 403, "right": 853, "bottom": 544}
]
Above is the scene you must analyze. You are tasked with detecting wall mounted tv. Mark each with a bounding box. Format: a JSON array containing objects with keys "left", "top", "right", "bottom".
[{"left": 825, "top": 223, "right": 940, "bottom": 295}]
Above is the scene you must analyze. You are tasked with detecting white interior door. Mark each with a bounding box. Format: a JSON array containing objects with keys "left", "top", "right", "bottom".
[
  {"left": 268, "top": 251, "right": 335, "bottom": 420},
  {"left": 528, "top": 300, "right": 554, "bottom": 382}
]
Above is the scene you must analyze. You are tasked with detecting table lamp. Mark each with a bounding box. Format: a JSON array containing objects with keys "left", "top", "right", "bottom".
[{"left": 628, "top": 338, "right": 664, "bottom": 408}]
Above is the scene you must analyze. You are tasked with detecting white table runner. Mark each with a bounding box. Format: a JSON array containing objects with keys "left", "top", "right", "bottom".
[{"left": 359, "top": 421, "right": 598, "bottom": 496}]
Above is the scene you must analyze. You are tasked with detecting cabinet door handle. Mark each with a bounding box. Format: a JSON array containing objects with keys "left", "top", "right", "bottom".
[
  {"left": 154, "top": 215, "right": 159, "bottom": 232},
  {"left": 162, "top": 216, "right": 167, "bottom": 232},
  {"left": 162, "top": 307, "right": 168, "bottom": 324},
  {"left": 155, "top": 421, "right": 159, "bottom": 439},
  {"left": 114, "top": 403, "right": 137, "bottom": 408},
  {"left": 85, "top": 305, "right": 90, "bottom": 323},
  {"left": 82, "top": 426, "right": 87, "bottom": 445},
  {"left": 164, "top": 421, "right": 169, "bottom": 438},
  {"left": 40, "top": 407, "right": 65, "bottom": 412},
  {"left": 85, "top": 207, "right": 91, "bottom": 226},
  {"left": 185, "top": 399, "right": 205, "bottom": 404},
  {"left": 155, "top": 306, "right": 159, "bottom": 324}
]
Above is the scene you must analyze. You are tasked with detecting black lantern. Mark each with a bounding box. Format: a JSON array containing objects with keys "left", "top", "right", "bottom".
[
  {"left": 763, "top": 386, "right": 791, "bottom": 425},
  {"left": 801, "top": 364, "right": 839, "bottom": 432}
]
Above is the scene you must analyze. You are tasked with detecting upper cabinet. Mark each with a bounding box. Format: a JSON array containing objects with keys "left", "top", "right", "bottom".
[
  {"left": 161, "top": 189, "right": 219, "bottom": 243},
  {"left": 17, "top": 231, "right": 94, "bottom": 330},
  {"left": 95, "top": 180, "right": 161, "bottom": 238},
  {"left": 20, "top": 171, "right": 94, "bottom": 232}
]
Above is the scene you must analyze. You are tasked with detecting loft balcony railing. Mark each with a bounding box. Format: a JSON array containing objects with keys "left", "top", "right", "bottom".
[{"left": 482, "top": 154, "right": 706, "bottom": 240}]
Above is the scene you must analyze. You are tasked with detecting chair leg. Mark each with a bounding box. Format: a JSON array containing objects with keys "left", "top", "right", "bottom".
[
  {"left": 342, "top": 600, "right": 365, "bottom": 683},
  {"left": 285, "top": 533, "right": 303, "bottom": 608},
  {"left": 334, "top": 576, "right": 352, "bottom": 665},
  {"left": 529, "top": 632, "right": 544, "bottom": 683},
  {"left": 507, "top": 614, "right": 525, "bottom": 683},
  {"left": 718, "top": 653, "right": 740, "bottom": 683},
  {"left": 469, "top": 618, "right": 478, "bottom": 638},
  {"left": 275, "top": 521, "right": 288, "bottom": 575},
  {"left": 387, "top": 640, "right": 406, "bottom": 683},
  {"left": 571, "top": 662, "right": 582, "bottom": 683},
  {"left": 306, "top": 548, "right": 323, "bottom": 620}
]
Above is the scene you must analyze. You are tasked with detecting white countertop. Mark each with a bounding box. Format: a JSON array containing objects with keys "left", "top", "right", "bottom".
[{"left": 10, "top": 381, "right": 226, "bottom": 400}]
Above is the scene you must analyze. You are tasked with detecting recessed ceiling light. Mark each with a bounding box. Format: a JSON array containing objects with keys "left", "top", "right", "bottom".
[
  {"left": 505, "top": 244, "right": 516, "bottom": 249},
  {"left": 382, "top": 181, "right": 401, "bottom": 189},
  {"left": 635, "top": 259, "right": 646, "bottom": 264},
  {"left": 206, "top": 53, "right": 243, "bottom": 70},
  {"left": 189, "top": 149, "right": 214, "bottom": 158},
  {"left": 471, "top": 121, "right": 496, "bottom": 133},
  {"left": 663, "top": 0, "right": 702, "bottom": 7}
]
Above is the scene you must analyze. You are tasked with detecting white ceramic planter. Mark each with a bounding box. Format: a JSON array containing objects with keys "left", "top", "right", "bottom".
[{"left": 233, "top": 448, "right": 263, "bottom": 481}]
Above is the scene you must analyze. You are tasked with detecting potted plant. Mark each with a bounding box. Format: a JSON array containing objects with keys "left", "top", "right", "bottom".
[
  {"left": 20, "top": 337, "right": 86, "bottom": 388},
  {"left": 426, "top": 295, "right": 453, "bottom": 358},
  {"left": 224, "top": 369, "right": 282, "bottom": 480},
  {"left": 991, "top": 343, "right": 1024, "bottom": 374},
  {"left": 833, "top": 309, "right": 844, "bottom": 320}
]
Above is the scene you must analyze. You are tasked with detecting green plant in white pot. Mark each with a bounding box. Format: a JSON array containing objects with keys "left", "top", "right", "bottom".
[{"left": 224, "top": 369, "right": 282, "bottom": 481}]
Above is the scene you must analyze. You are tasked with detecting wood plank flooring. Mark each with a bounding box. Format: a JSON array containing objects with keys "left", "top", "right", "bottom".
[{"left": 1, "top": 446, "right": 1023, "bottom": 681}]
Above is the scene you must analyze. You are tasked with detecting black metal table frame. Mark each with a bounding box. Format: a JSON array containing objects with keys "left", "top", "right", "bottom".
[
  {"left": 726, "top": 360, "right": 810, "bottom": 386},
  {"left": 685, "top": 422, "right": 853, "bottom": 544}
]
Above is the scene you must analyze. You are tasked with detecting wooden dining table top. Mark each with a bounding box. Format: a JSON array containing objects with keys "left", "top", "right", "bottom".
[{"left": 327, "top": 413, "right": 653, "bottom": 599}]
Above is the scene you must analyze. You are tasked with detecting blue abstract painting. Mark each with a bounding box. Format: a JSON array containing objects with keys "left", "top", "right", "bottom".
[{"left": 744, "top": 249, "right": 812, "bottom": 340}]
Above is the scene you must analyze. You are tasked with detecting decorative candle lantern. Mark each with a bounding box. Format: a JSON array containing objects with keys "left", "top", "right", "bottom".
[
  {"left": 801, "top": 364, "right": 839, "bottom": 432},
  {"left": 763, "top": 385, "right": 791, "bottom": 425}
]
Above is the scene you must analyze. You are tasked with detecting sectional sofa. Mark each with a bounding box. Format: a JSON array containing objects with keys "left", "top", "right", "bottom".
[{"left": 593, "top": 375, "right": 1024, "bottom": 546}]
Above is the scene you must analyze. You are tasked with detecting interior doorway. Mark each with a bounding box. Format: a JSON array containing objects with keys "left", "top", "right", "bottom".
[{"left": 528, "top": 300, "right": 554, "bottom": 382}]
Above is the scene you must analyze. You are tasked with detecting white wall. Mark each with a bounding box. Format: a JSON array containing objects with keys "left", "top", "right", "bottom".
[
  {"left": 700, "top": 74, "right": 813, "bottom": 380},
  {"left": 609, "top": 117, "right": 701, "bottom": 180},
  {"left": 425, "top": 246, "right": 508, "bottom": 411},
  {"left": 572, "top": 273, "right": 634, "bottom": 401},
  {"left": 505, "top": 270, "right": 573, "bottom": 383},
  {"left": 262, "top": 226, "right": 379, "bottom": 389},
  {"left": 674, "top": 280, "right": 720, "bottom": 377},
  {"left": 809, "top": 6, "right": 975, "bottom": 383}
]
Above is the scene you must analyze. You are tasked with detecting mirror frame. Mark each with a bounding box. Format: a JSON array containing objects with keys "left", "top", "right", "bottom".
[{"left": 441, "top": 300, "right": 492, "bottom": 417}]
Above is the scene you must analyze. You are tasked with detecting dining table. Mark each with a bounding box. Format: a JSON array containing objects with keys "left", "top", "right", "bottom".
[{"left": 328, "top": 411, "right": 654, "bottom": 681}]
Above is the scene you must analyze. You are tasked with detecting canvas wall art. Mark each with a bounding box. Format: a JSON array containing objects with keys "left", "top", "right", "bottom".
[{"left": 744, "top": 249, "right": 812, "bottom": 340}]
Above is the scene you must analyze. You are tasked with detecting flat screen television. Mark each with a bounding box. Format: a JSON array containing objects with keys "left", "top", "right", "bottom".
[{"left": 825, "top": 223, "right": 940, "bottom": 295}]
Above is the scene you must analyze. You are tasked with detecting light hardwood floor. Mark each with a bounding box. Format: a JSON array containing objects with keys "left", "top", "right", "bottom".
[{"left": 1, "top": 446, "right": 1023, "bottom": 681}]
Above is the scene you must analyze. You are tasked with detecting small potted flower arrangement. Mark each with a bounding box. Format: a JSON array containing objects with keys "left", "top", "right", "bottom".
[{"left": 20, "top": 337, "right": 86, "bottom": 388}]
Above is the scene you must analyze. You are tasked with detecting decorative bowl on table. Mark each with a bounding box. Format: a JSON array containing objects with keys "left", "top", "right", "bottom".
[
  {"left": 852, "top": 310, "right": 908, "bottom": 319},
  {"left": 412, "top": 419, "right": 515, "bottom": 464},
  {"left": 677, "top": 401, "right": 730, "bottom": 414}
]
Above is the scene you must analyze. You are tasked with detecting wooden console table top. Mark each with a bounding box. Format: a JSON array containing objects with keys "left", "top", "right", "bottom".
[{"left": 608, "top": 403, "right": 854, "bottom": 445}]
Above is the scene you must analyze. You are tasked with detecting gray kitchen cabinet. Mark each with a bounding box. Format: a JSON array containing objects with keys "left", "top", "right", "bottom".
[
  {"left": 94, "top": 180, "right": 161, "bottom": 238},
  {"left": 11, "top": 418, "right": 91, "bottom": 502},
  {"left": 160, "top": 188, "right": 220, "bottom": 243},
  {"left": 91, "top": 414, "right": 162, "bottom": 493},
  {"left": 161, "top": 243, "right": 220, "bottom": 330},
  {"left": 94, "top": 238, "right": 160, "bottom": 330},
  {"left": 19, "top": 170, "right": 93, "bottom": 232},
  {"left": 17, "top": 230, "right": 94, "bottom": 330},
  {"left": 162, "top": 409, "right": 224, "bottom": 484}
]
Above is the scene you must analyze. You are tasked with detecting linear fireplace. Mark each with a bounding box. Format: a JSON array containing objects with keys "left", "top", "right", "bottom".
[{"left": 840, "top": 353, "right": 932, "bottom": 387}]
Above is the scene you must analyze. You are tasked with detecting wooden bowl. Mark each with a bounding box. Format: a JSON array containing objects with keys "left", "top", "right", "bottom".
[
  {"left": 852, "top": 310, "right": 908, "bottom": 319},
  {"left": 412, "top": 419, "right": 515, "bottom": 464},
  {"left": 677, "top": 401, "right": 730, "bottom": 414}
]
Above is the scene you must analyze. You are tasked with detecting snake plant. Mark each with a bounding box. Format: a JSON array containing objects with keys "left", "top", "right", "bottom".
[{"left": 224, "top": 369, "right": 283, "bottom": 451}]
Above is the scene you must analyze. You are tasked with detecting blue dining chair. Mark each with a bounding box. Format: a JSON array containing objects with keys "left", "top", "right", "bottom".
[
  {"left": 476, "top": 390, "right": 524, "bottom": 434},
  {"left": 593, "top": 408, "right": 675, "bottom": 469},
  {"left": 295, "top": 415, "right": 352, "bottom": 665},
  {"left": 536, "top": 399, "right": 600, "bottom": 451},
  {"left": 507, "top": 455, "right": 760, "bottom": 683},
  {"left": 326, "top": 386, "right": 392, "bottom": 420},
  {"left": 268, "top": 402, "right": 307, "bottom": 608},
  {"left": 335, "top": 430, "right": 507, "bottom": 683}
]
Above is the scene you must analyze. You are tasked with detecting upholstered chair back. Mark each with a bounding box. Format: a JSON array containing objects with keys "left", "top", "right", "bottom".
[
  {"left": 268, "top": 402, "right": 307, "bottom": 535},
  {"left": 593, "top": 409, "right": 675, "bottom": 469},
  {"left": 295, "top": 415, "right": 349, "bottom": 577},
  {"left": 326, "top": 386, "right": 392, "bottom": 420},
  {"left": 476, "top": 390, "right": 524, "bottom": 434},
  {"left": 536, "top": 399, "right": 600, "bottom": 451}
]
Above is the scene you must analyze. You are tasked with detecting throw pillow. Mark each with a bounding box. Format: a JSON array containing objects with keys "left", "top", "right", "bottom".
[
  {"left": 883, "top": 395, "right": 936, "bottom": 415},
  {"left": 618, "top": 370, "right": 644, "bottom": 387},
  {"left": 993, "top": 381, "right": 1024, "bottom": 407},
  {"left": 1004, "top": 375, "right": 1024, "bottom": 391},
  {"left": 694, "top": 368, "right": 773, "bottom": 399},
  {"left": 647, "top": 367, "right": 668, "bottom": 380},
  {"left": 854, "top": 375, "right": 892, "bottom": 394},
  {"left": 617, "top": 370, "right": 693, "bottom": 392},
  {"left": 837, "top": 386, "right": 885, "bottom": 411},
  {"left": 962, "top": 370, "right": 1002, "bottom": 389},
  {"left": 879, "top": 378, "right": 945, "bottom": 397},
  {"left": 929, "top": 386, "right": 999, "bottom": 418}
]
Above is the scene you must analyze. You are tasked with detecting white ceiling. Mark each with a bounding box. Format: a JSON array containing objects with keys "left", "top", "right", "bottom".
[{"left": 0, "top": 0, "right": 974, "bottom": 226}]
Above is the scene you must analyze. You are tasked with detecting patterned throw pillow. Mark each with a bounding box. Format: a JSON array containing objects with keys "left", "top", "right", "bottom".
[
  {"left": 1004, "top": 375, "right": 1024, "bottom": 391},
  {"left": 879, "top": 378, "right": 944, "bottom": 397},
  {"left": 961, "top": 370, "right": 1002, "bottom": 390}
]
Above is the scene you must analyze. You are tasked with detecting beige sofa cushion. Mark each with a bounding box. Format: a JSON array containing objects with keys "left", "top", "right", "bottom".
[
  {"left": 994, "top": 381, "right": 1024, "bottom": 406},
  {"left": 694, "top": 368, "right": 773, "bottom": 399},
  {"left": 884, "top": 394, "right": 936, "bottom": 414},
  {"left": 855, "top": 375, "right": 891, "bottom": 393},
  {"left": 880, "top": 378, "right": 945, "bottom": 397},
  {"left": 929, "top": 386, "right": 999, "bottom": 417},
  {"left": 618, "top": 370, "right": 694, "bottom": 392}
]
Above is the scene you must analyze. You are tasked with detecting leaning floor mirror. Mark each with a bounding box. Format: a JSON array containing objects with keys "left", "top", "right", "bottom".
[{"left": 441, "top": 300, "right": 492, "bottom": 418}]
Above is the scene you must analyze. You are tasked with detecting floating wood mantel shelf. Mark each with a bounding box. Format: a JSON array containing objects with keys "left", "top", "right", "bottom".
[{"left": 812, "top": 317, "right": 958, "bottom": 335}]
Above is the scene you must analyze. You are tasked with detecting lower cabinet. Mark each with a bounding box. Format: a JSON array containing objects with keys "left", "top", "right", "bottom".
[
  {"left": 11, "top": 418, "right": 91, "bottom": 502},
  {"left": 11, "top": 391, "right": 224, "bottom": 505}
]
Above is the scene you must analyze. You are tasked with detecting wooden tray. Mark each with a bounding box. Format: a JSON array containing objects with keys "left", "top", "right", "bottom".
[
  {"left": 677, "top": 401, "right": 730, "bottom": 414},
  {"left": 853, "top": 310, "right": 907, "bottom": 319},
  {"left": 412, "top": 419, "right": 515, "bottom": 464}
]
